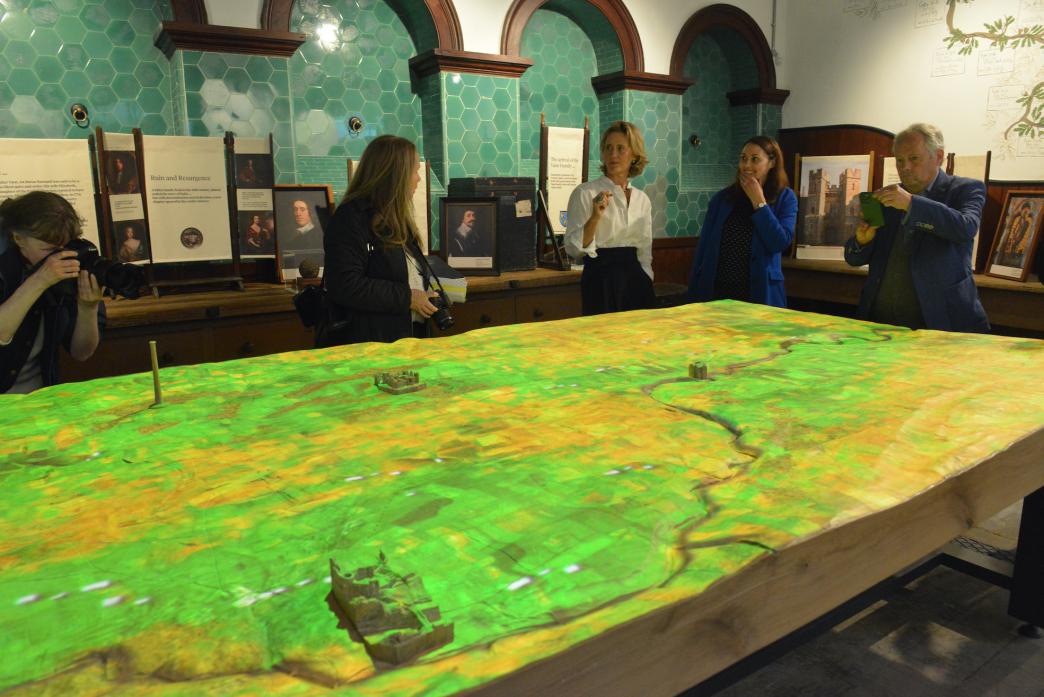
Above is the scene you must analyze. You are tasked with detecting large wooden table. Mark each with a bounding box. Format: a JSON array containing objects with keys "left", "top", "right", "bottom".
[{"left": 4, "top": 301, "right": 1043, "bottom": 696}]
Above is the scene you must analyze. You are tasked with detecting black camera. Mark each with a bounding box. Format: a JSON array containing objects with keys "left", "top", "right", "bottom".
[
  {"left": 60, "top": 238, "right": 145, "bottom": 299},
  {"left": 430, "top": 291, "right": 454, "bottom": 331}
]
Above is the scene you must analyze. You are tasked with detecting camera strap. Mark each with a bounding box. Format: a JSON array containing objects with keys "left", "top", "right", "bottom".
[{"left": 406, "top": 235, "right": 452, "bottom": 306}]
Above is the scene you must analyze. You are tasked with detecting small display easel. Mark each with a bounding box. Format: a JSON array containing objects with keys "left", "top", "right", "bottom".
[
  {"left": 134, "top": 128, "right": 243, "bottom": 296},
  {"left": 948, "top": 150, "right": 991, "bottom": 272},
  {"left": 538, "top": 113, "right": 589, "bottom": 269}
]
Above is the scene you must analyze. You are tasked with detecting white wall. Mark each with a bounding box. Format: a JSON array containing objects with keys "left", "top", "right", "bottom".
[
  {"left": 205, "top": 0, "right": 262, "bottom": 28},
  {"left": 451, "top": 0, "right": 783, "bottom": 78},
  {"left": 624, "top": 0, "right": 782, "bottom": 77},
  {"left": 206, "top": 0, "right": 784, "bottom": 76},
  {"left": 781, "top": 0, "right": 1043, "bottom": 180},
  {"left": 453, "top": 0, "right": 514, "bottom": 56}
]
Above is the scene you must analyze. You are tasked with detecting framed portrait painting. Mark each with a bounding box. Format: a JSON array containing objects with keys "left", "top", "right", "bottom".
[
  {"left": 111, "top": 219, "right": 149, "bottom": 264},
  {"left": 986, "top": 190, "right": 1044, "bottom": 282},
  {"left": 440, "top": 197, "right": 498, "bottom": 275},
  {"left": 274, "top": 185, "right": 334, "bottom": 282},
  {"left": 106, "top": 150, "right": 140, "bottom": 195}
]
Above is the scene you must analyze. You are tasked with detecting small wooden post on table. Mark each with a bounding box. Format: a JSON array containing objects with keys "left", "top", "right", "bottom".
[{"left": 148, "top": 340, "right": 163, "bottom": 407}]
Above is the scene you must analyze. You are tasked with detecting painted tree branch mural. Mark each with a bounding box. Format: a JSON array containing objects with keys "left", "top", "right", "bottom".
[
  {"left": 945, "top": 0, "right": 1044, "bottom": 139},
  {"left": 1006, "top": 81, "right": 1044, "bottom": 139}
]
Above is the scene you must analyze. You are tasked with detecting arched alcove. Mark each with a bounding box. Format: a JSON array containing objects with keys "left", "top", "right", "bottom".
[
  {"left": 509, "top": 0, "right": 639, "bottom": 178},
  {"left": 669, "top": 4, "right": 776, "bottom": 91},
  {"left": 517, "top": 2, "right": 625, "bottom": 170},
  {"left": 670, "top": 5, "right": 786, "bottom": 234},
  {"left": 261, "top": 0, "right": 462, "bottom": 51},
  {"left": 501, "top": 0, "right": 641, "bottom": 71},
  {"left": 285, "top": 0, "right": 439, "bottom": 163}
]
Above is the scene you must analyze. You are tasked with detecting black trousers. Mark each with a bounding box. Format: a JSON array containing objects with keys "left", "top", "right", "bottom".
[{"left": 580, "top": 246, "right": 656, "bottom": 316}]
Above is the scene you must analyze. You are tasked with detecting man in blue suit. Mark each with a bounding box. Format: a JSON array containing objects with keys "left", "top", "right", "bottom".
[{"left": 844, "top": 123, "right": 988, "bottom": 332}]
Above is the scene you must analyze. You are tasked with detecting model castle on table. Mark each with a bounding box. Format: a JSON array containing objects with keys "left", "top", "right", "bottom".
[
  {"left": 688, "top": 361, "right": 709, "bottom": 380},
  {"left": 330, "top": 553, "right": 453, "bottom": 665},
  {"left": 373, "top": 370, "right": 425, "bottom": 394}
]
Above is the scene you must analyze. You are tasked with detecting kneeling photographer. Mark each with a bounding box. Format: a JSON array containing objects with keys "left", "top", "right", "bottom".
[
  {"left": 318, "top": 135, "right": 451, "bottom": 347},
  {"left": 0, "top": 191, "right": 106, "bottom": 394}
]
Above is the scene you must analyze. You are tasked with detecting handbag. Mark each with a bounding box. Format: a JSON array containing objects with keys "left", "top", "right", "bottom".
[{"left": 292, "top": 284, "right": 325, "bottom": 328}]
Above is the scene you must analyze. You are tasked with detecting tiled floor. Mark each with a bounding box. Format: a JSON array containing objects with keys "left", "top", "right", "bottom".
[{"left": 706, "top": 503, "right": 1044, "bottom": 697}]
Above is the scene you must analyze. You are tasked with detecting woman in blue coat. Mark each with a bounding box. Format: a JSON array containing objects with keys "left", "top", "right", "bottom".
[{"left": 687, "top": 135, "right": 797, "bottom": 307}]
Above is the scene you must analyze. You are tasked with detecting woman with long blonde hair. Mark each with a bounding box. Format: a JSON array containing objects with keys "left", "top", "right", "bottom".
[{"left": 320, "top": 135, "right": 438, "bottom": 346}]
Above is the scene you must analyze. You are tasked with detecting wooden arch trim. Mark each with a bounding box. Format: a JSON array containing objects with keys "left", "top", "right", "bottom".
[
  {"left": 260, "top": 0, "right": 463, "bottom": 51},
  {"left": 669, "top": 3, "right": 778, "bottom": 93},
  {"left": 500, "top": 0, "right": 643, "bottom": 72},
  {"left": 169, "top": 0, "right": 208, "bottom": 24},
  {"left": 160, "top": 0, "right": 304, "bottom": 59}
]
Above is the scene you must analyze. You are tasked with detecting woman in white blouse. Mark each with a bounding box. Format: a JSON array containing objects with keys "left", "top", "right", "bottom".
[{"left": 565, "top": 121, "right": 655, "bottom": 315}]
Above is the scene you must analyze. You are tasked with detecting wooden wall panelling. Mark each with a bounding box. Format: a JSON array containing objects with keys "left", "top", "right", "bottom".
[
  {"left": 778, "top": 124, "right": 895, "bottom": 192},
  {"left": 652, "top": 237, "right": 698, "bottom": 287}
]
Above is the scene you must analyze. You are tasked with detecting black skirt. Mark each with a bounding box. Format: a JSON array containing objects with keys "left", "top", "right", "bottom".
[{"left": 580, "top": 246, "right": 656, "bottom": 316}]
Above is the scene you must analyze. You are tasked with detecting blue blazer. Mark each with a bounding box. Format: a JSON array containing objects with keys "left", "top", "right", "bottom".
[
  {"left": 844, "top": 171, "right": 988, "bottom": 333},
  {"left": 687, "top": 187, "right": 798, "bottom": 308}
]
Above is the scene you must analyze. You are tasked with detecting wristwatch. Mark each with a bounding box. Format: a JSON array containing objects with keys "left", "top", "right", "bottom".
[{"left": 755, "top": 202, "right": 767, "bottom": 210}]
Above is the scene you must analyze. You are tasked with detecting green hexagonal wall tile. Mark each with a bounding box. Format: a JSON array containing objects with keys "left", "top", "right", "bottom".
[
  {"left": 198, "top": 52, "right": 227, "bottom": 80},
  {"left": 53, "top": 14, "right": 85, "bottom": 42},
  {"left": 0, "top": 9, "right": 33, "bottom": 40},
  {"left": 8, "top": 66, "right": 39, "bottom": 94},
  {"left": 32, "top": 53, "right": 62, "bottom": 82},
  {"left": 139, "top": 85, "right": 165, "bottom": 113},
  {"left": 6, "top": 38, "right": 33, "bottom": 66},
  {"left": 55, "top": 42, "right": 85, "bottom": 70},
  {"left": 111, "top": 72, "right": 140, "bottom": 99},
  {"left": 133, "top": 60, "right": 162, "bottom": 87},
  {"left": 31, "top": 27, "right": 61, "bottom": 55},
  {"left": 109, "top": 45, "right": 134, "bottom": 72},
  {"left": 245, "top": 55, "right": 274, "bottom": 82},
  {"left": 84, "top": 57, "right": 114, "bottom": 85},
  {"left": 88, "top": 84, "right": 116, "bottom": 110},
  {"left": 440, "top": 73, "right": 518, "bottom": 179},
  {"left": 181, "top": 49, "right": 292, "bottom": 158},
  {"left": 34, "top": 81, "right": 64, "bottom": 109},
  {"left": 290, "top": 1, "right": 425, "bottom": 160},
  {"left": 105, "top": 19, "right": 133, "bottom": 46},
  {"left": 520, "top": 8, "right": 606, "bottom": 164},
  {"left": 81, "top": 30, "right": 111, "bottom": 57},
  {"left": 78, "top": 5, "right": 108, "bottom": 32}
]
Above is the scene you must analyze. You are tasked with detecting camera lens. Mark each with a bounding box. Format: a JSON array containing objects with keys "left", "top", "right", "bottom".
[
  {"left": 60, "top": 238, "right": 145, "bottom": 300},
  {"left": 432, "top": 307, "right": 453, "bottom": 330},
  {"left": 429, "top": 295, "right": 454, "bottom": 331}
]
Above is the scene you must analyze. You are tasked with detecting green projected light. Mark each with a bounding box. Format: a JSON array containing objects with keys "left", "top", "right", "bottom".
[{"left": 2, "top": 301, "right": 1043, "bottom": 695}]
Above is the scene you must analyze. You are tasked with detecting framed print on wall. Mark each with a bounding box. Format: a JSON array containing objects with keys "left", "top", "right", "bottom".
[
  {"left": 274, "top": 185, "right": 334, "bottom": 282},
  {"left": 794, "top": 153, "right": 874, "bottom": 261},
  {"left": 440, "top": 197, "right": 499, "bottom": 275},
  {"left": 986, "top": 190, "right": 1044, "bottom": 282}
]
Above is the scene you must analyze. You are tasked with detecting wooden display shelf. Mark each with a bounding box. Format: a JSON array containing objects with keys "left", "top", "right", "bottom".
[
  {"left": 61, "top": 270, "right": 583, "bottom": 383},
  {"left": 782, "top": 258, "right": 1044, "bottom": 333}
]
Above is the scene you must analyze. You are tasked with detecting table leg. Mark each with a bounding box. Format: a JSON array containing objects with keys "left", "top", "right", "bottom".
[{"left": 1009, "top": 486, "right": 1044, "bottom": 636}]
